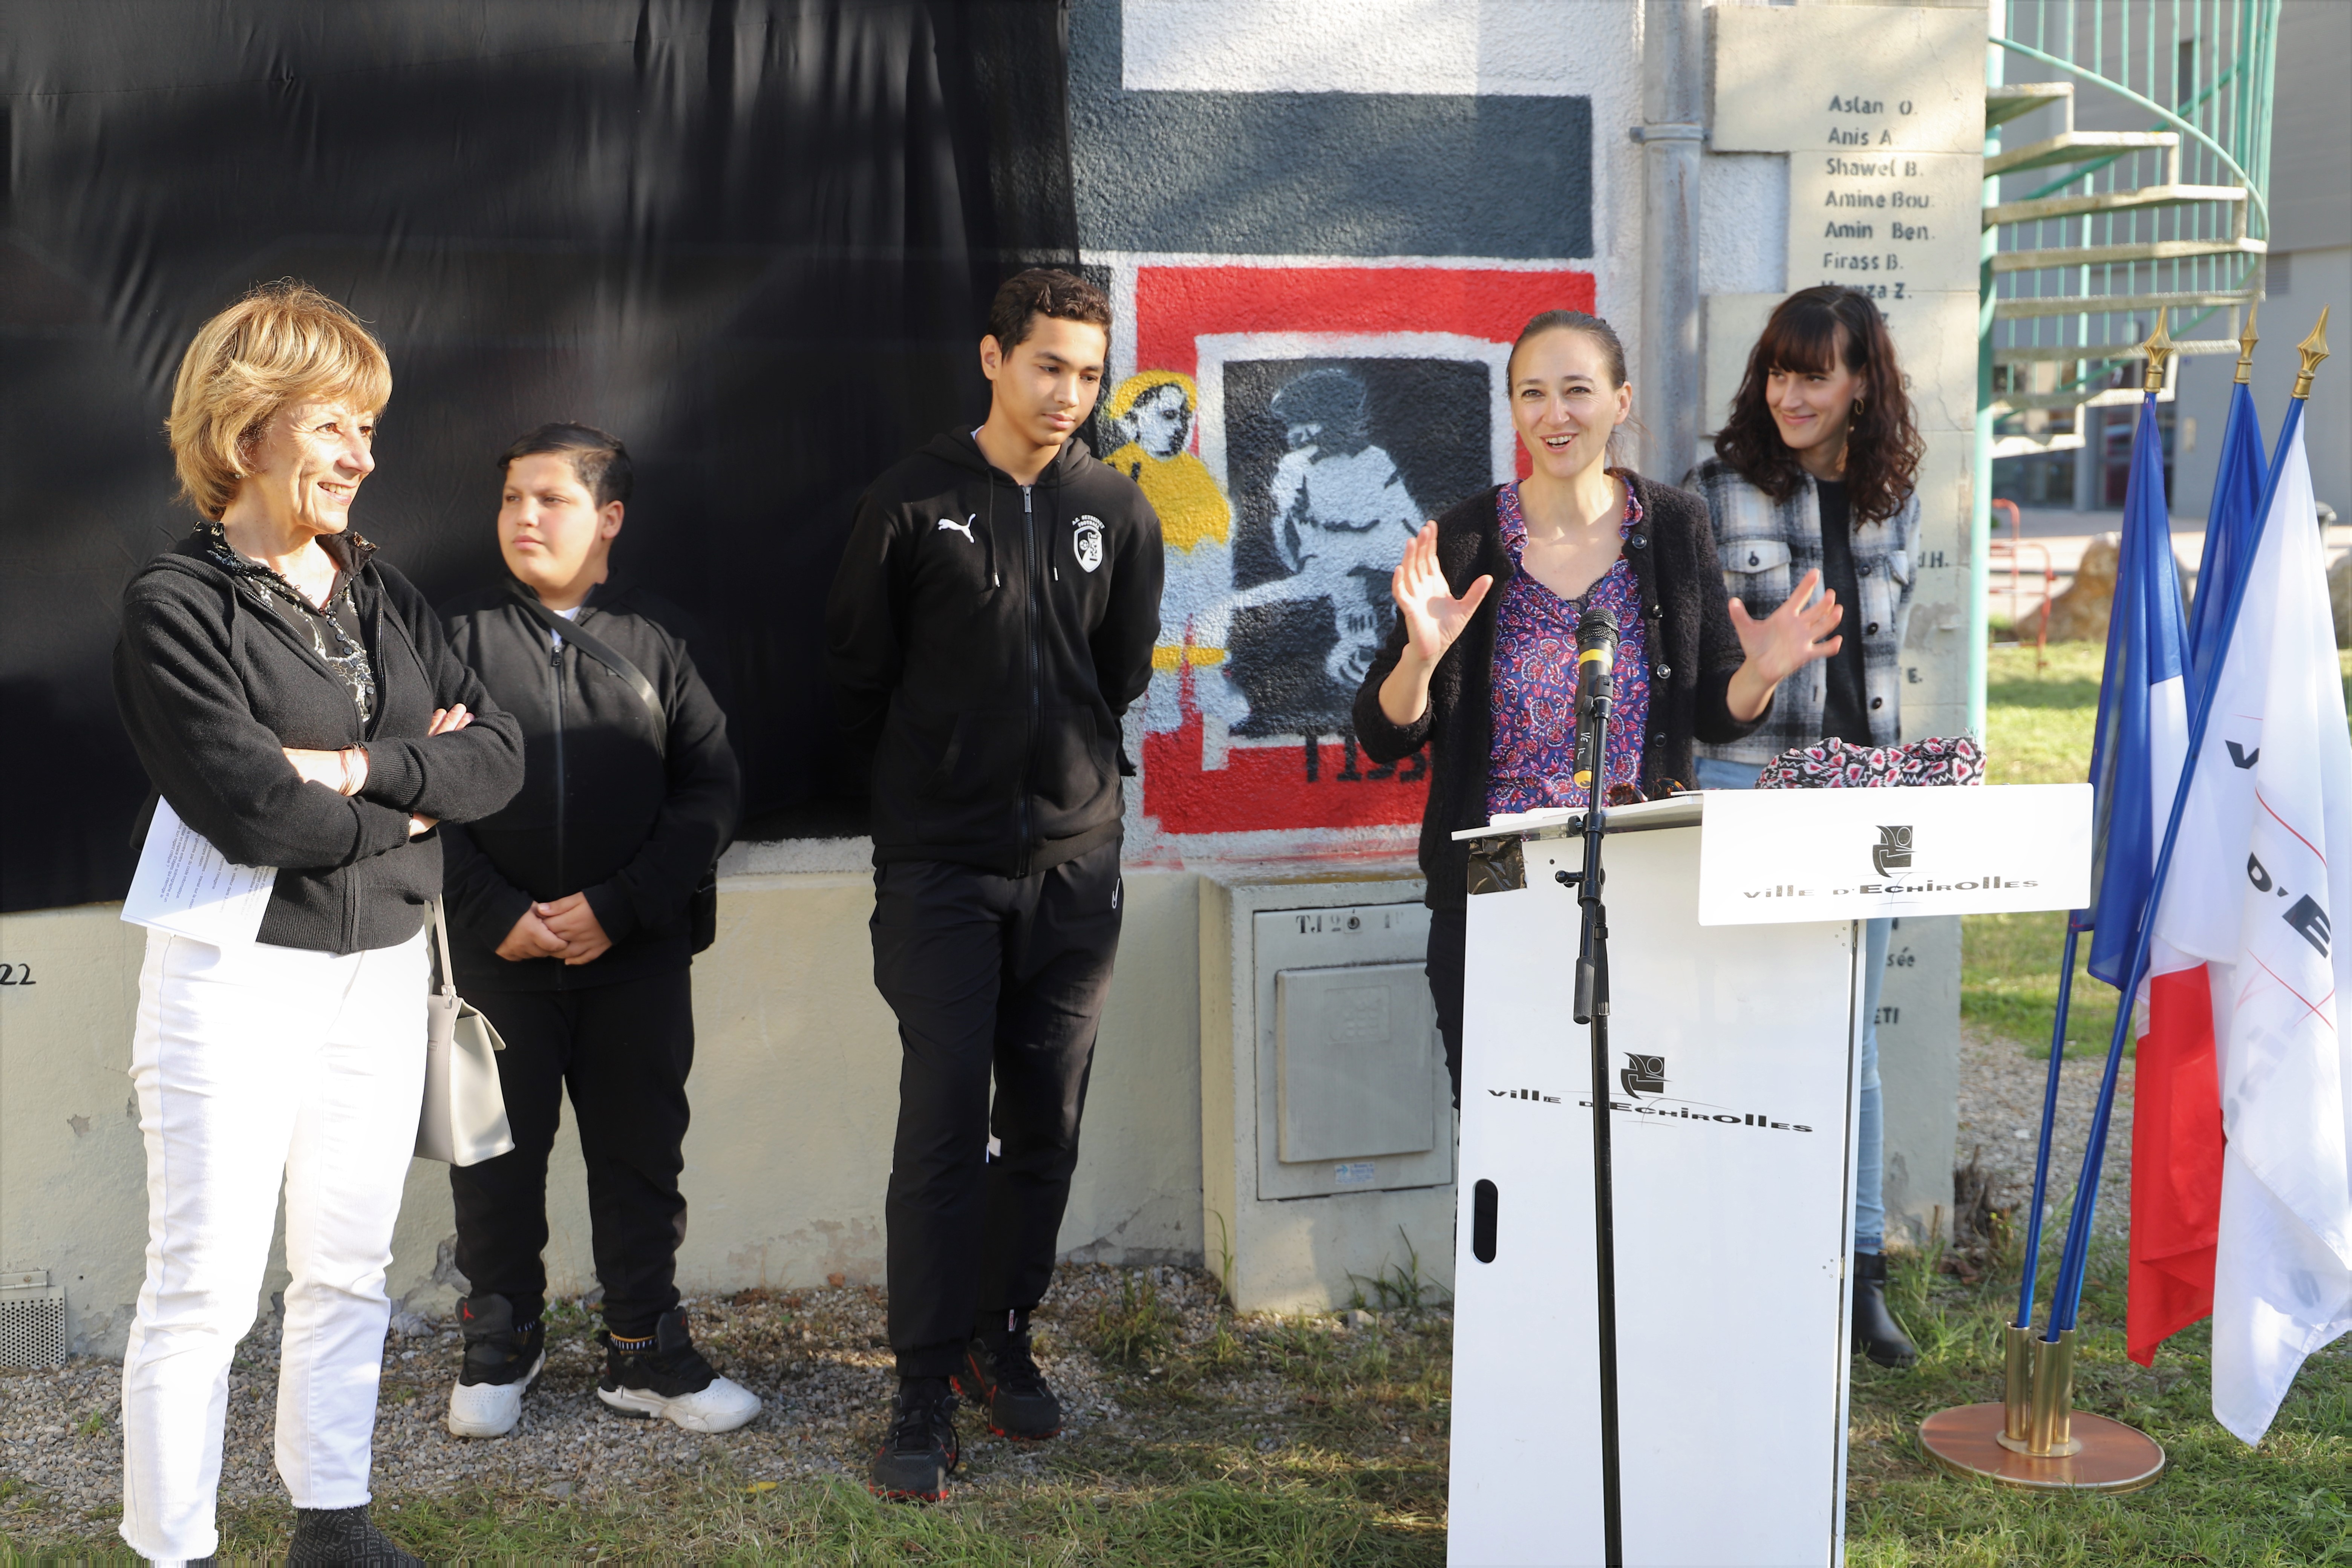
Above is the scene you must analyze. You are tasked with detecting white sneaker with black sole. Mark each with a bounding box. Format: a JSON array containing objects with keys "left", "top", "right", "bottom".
[
  {"left": 597, "top": 1307, "right": 761, "bottom": 1433},
  {"left": 447, "top": 1293, "right": 547, "bottom": 1439}
]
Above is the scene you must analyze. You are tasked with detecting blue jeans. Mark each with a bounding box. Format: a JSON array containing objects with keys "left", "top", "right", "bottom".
[{"left": 1693, "top": 756, "right": 1889, "bottom": 1254}]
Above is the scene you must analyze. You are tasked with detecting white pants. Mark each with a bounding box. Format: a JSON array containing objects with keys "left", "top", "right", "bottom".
[{"left": 119, "top": 927, "right": 427, "bottom": 1565}]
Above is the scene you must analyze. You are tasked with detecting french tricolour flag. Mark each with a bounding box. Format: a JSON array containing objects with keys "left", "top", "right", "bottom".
[
  {"left": 2150, "top": 416, "right": 2352, "bottom": 1442},
  {"left": 2073, "top": 394, "right": 2207, "bottom": 1366}
]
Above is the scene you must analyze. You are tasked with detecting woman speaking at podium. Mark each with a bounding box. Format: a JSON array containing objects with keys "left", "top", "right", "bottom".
[
  {"left": 1350, "top": 307, "right": 1845, "bottom": 1116},
  {"left": 1686, "top": 285, "right": 1926, "bottom": 1367}
]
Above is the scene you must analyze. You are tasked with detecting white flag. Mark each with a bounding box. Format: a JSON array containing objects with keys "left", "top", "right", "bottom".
[{"left": 2153, "top": 418, "right": 2352, "bottom": 1443}]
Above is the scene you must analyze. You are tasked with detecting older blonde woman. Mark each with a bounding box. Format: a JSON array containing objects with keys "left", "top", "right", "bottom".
[{"left": 112, "top": 280, "right": 522, "bottom": 1565}]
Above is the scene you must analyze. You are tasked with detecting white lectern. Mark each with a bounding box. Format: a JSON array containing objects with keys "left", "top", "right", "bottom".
[{"left": 1447, "top": 785, "right": 2089, "bottom": 1568}]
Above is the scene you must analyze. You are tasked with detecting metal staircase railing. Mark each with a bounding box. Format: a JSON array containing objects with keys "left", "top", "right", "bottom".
[{"left": 1983, "top": 0, "right": 2278, "bottom": 459}]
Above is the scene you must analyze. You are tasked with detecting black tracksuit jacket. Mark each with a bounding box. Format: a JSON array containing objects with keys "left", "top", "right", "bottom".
[
  {"left": 438, "top": 577, "right": 740, "bottom": 992},
  {"left": 825, "top": 432, "right": 1164, "bottom": 876},
  {"left": 113, "top": 531, "right": 525, "bottom": 954}
]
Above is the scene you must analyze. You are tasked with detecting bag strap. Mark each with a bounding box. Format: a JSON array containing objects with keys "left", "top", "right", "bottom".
[
  {"left": 506, "top": 582, "right": 666, "bottom": 756},
  {"left": 430, "top": 896, "right": 458, "bottom": 998}
]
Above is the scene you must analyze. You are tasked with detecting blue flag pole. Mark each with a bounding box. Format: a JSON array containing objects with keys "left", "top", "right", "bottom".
[
  {"left": 2187, "top": 306, "right": 2268, "bottom": 689},
  {"left": 2014, "top": 919, "right": 2083, "bottom": 1330},
  {"left": 2023, "top": 310, "right": 2267, "bottom": 1338},
  {"left": 2044, "top": 383, "right": 2315, "bottom": 1338}
]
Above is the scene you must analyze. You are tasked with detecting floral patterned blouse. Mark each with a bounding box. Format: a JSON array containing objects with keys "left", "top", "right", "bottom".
[{"left": 1486, "top": 478, "right": 1652, "bottom": 815}]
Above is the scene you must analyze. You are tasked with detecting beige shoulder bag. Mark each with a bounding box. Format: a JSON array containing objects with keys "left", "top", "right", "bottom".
[{"left": 418, "top": 897, "right": 516, "bottom": 1165}]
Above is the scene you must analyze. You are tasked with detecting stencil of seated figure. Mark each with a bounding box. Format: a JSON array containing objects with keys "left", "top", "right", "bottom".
[{"left": 1202, "top": 367, "right": 1424, "bottom": 721}]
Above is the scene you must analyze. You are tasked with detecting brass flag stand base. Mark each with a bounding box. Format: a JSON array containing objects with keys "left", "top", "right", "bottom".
[{"left": 1919, "top": 1327, "right": 2166, "bottom": 1493}]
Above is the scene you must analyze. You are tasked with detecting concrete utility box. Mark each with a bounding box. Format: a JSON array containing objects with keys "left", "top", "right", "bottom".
[{"left": 1200, "top": 871, "right": 1455, "bottom": 1313}]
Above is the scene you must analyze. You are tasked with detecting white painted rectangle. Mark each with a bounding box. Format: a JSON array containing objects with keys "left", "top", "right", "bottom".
[
  {"left": 1712, "top": 4, "right": 1989, "bottom": 156},
  {"left": 1449, "top": 826, "right": 1858, "bottom": 1566},
  {"left": 1698, "top": 784, "right": 2091, "bottom": 926},
  {"left": 1122, "top": 0, "right": 1620, "bottom": 98}
]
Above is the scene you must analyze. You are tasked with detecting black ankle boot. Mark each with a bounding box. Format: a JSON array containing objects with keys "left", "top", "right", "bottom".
[
  {"left": 285, "top": 1504, "right": 423, "bottom": 1566},
  {"left": 1851, "top": 1250, "right": 1918, "bottom": 1368}
]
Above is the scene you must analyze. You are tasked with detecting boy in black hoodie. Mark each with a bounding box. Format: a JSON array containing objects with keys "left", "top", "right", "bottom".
[
  {"left": 827, "top": 270, "right": 1163, "bottom": 1499},
  {"left": 436, "top": 424, "right": 752, "bottom": 1439}
]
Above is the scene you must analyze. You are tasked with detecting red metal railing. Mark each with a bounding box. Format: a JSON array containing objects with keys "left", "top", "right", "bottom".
[{"left": 1987, "top": 499, "right": 2053, "bottom": 671}]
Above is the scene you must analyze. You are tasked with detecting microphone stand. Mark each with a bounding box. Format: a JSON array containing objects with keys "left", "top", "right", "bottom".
[{"left": 1557, "top": 672, "right": 1624, "bottom": 1567}]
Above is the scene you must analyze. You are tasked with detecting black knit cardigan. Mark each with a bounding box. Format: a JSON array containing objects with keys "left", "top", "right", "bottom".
[{"left": 1351, "top": 471, "right": 1767, "bottom": 910}]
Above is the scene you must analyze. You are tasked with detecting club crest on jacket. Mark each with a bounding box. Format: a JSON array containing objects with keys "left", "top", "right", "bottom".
[{"left": 1072, "top": 514, "right": 1104, "bottom": 573}]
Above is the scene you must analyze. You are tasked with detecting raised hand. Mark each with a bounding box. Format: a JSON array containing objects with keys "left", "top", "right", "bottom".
[
  {"left": 1725, "top": 568, "right": 1845, "bottom": 720},
  {"left": 1392, "top": 522, "right": 1493, "bottom": 667},
  {"left": 1378, "top": 522, "right": 1493, "bottom": 727}
]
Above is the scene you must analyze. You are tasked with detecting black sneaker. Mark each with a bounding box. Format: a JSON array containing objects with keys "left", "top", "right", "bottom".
[
  {"left": 285, "top": 1504, "right": 423, "bottom": 1566},
  {"left": 447, "top": 1293, "right": 547, "bottom": 1438},
  {"left": 867, "top": 1377, "right": 960, "bottom": 1502},
  {"left": 596, "top": 1307, "right": 762, "bottom": 1432},
  {"left": 953, "top": 1310, "right": 1064, "bottom": 1439}
]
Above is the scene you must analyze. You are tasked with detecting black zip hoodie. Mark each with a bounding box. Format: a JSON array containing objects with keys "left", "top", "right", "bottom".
[
  {"left": 113, "top": 531, "right": 526, "bottom": 954},
  {"left": 826, "top": 431, "right": 1163, "bottom": 876},
  {"left": 436, "top": 575, "right": 741, "bottom": 992}
]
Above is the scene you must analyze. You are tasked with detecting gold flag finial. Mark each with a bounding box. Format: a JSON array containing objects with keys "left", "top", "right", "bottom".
[
  {"left": 2141, "top": 308, "right": 2174, "bottom": 394},
  {"left": 2291, "top": 306, "right": 2330, "bottom": 400},
  {"left": 2235, "top": 300, "right": 2259, "bottom": 384}
]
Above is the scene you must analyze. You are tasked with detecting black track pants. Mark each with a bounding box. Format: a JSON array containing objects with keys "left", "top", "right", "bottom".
[
  {"left": 872, "top": 841, "right": 1122, "bottom": 1379},
  {"left": 1426, "top": 906, "right": 1467, "bottom": 1109},
  {"left": 448, "top": 966, "right": 695, "bottom": 1339}
]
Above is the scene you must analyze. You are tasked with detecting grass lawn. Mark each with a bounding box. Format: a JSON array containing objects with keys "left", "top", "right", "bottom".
[
  {"left": 1844, "top": 1236, "right": 2352, "bottom": 1566},
  {"left": 1968, "top": 644, "right": 2115, "bottom": 1059},
  {"left": 12, "top": 1248, "right": 2340, "bottom": 1566}
]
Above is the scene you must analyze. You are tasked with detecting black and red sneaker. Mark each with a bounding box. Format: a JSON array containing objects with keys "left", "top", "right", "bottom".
[
  {"left": 867, "top": 1377, "right": 959, "bottom": 1502},
  {"left": 953, "top": 1311, "right": 1063, "bottom": 1440}
]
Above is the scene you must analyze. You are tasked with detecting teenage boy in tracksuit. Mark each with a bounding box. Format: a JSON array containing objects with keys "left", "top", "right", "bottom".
[
  {"left": 435, "top": 423, "right": 755, "bottom": 1438},
  {"left": 826, "top": 270, "right": 1164, "bottom": 1500}
]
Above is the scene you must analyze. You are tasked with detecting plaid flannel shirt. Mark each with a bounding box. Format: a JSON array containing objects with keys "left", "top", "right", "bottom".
[{"left": 1684, "top": 458, "right": 1921, "bottom": 765}]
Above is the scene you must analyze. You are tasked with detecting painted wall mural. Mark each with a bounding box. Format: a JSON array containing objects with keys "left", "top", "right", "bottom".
[{"left": 1108, "top": 264, "right": 1594, "bottom": 836}]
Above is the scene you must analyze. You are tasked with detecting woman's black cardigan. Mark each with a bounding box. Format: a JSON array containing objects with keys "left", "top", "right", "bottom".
[
  {"left": 115, "top": 531, "right": 525, "bottom": 955},
  {"left": 1351, "top": 472, "right": 1767, "bottom": 910}
]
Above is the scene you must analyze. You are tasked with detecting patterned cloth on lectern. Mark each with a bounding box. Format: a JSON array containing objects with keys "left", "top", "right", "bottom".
[
  {"left": 1486, "top": 478, "right": 1652, "bottom": 813},
  {"left": 1753, "top": 735, "right": 1983, "bottom": 790}
]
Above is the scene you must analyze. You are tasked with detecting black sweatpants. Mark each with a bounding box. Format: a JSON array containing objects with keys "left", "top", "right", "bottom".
[
  {"left": 449, "top": 966, "right": 695, "bottom": 1339},
  {"left": 872, "top": 839, "right": 1123, "bottom": 1379}
]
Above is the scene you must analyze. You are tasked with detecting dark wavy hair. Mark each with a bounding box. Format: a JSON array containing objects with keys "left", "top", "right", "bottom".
[
  {"left": 1712, "top": 286, "right": 1921, "bottom": 527},
  {"left": 986, "top": 268, "right": 1112, "bottom": 353}
]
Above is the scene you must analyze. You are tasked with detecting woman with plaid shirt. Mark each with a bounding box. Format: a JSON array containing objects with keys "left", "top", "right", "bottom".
[{"left": 1687, "top": 285, "right": 1926, "bottom": 1369}]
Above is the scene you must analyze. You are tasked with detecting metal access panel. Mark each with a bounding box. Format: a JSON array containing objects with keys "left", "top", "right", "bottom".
[
  {"left": 1277, "top": 964, "right": 1438, "bottom": 1162},
  {"left": 1253, "top": 904, "right": 1452, "bottom": 1200},
  {"left": 0, "top": 1270, "right": 67, "bottom": 1370}
]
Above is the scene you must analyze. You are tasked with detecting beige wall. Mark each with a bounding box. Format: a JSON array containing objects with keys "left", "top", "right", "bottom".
[{"left": 0, "top": 870, "right": 1202, "bottom": 1357}]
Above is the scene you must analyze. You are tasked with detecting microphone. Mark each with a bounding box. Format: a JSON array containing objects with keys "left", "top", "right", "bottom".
[
  {"left": 1574, "top": 605, "right": 1620, "bottom": 712},
  {"left": 1573, "top": 605, "right": 1620, "bottom": 796}
]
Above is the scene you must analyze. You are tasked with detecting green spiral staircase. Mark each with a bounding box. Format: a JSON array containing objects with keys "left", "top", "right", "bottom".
[{"left": 1969, "top": 0, "right": 2279, "bottom": 728}]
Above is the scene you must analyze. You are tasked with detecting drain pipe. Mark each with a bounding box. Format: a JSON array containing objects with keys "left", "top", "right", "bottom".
[{"left": 1637, "top": 0, "right": 1706, "bottom": 483}]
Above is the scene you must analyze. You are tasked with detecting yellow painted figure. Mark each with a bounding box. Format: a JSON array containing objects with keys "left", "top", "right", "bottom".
[{"left": 1103, "top": 371, "right": 1248, "bottom": 731}]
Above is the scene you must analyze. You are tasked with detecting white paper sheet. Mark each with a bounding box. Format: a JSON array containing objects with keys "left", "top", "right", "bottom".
[{"left": 121, "top": 796, "right": 278, "bottom": 943}]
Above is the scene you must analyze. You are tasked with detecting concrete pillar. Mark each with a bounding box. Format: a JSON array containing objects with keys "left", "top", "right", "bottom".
[{"left": 1639, "top": 0, "right": 1705, "bottom": 480}]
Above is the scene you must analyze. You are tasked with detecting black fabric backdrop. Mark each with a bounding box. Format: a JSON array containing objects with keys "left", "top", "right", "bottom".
[{"left": 0, "top": 0, "right": 1077, "bottom": 913}]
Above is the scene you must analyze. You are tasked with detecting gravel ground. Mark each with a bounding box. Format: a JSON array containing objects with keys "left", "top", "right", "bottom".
[
  {"left": 1955, "top": 1023, "right": 2134, "bottom": 1238},
  {"left": 0, "top": 1265, "right": 1231, "bottom": 1545},
  {"left": 3, "top": 1042, "right": 2127, "bottom": 1543}
]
